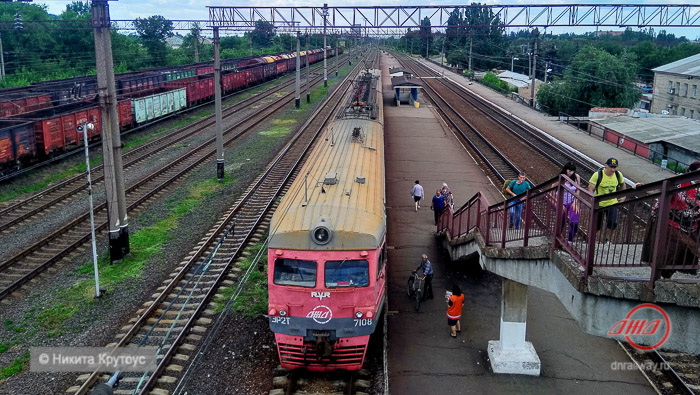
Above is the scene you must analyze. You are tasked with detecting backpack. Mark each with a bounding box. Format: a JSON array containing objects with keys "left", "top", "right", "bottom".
[
  {"left": 501, "top": 180, "right": 513, "bottom": 198},
  {"left": 594, "top": 169, "right": 623, "bottom": 194}
]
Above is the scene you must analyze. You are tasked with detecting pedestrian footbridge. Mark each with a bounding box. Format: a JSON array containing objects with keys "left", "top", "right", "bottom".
[{"left": 436, "top": 172, "right": 700, "bottom": 375}]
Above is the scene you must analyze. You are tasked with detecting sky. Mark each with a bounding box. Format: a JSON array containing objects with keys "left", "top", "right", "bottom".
[{"left": 37, "top": 0, "right": 700, "bottom": 39}]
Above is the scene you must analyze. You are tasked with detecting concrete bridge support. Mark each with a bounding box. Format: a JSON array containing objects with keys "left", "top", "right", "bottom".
[{"left": 488, "top": 278, "right": 541, "bottom": 376}]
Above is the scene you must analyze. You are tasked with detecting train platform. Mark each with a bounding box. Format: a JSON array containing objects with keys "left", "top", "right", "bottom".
[
  {"left": 413, "top": 57, "right": 673, "bottom": 185},
  {"left": 381, "top": 52, "right": 654, "bottom": 394}
]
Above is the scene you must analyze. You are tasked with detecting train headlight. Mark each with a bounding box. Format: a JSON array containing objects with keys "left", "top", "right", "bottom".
[
  {"left": 355, "top": 311, "right": 363, "bottom": 319},
  {"left": 279, "top": 309, "right": 287, "bottom": 317},
  {"left": 311, "top": 217, "right": 332, "bottom": 245},
  {"left": 366, "top": 311, "right": 374, "bottom": 318},
  {"left": 269, "top": 308, "right": 277, "bottom": 316}
]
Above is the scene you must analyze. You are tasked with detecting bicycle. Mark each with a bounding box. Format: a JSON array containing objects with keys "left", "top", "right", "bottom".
[{"left": 407, "top": 271, "right": 425, "bottom": 312}]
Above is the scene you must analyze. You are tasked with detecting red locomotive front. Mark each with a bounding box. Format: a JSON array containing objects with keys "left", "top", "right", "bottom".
[{"left": 268, "top": 245, "right": 386, "bottom": 371}]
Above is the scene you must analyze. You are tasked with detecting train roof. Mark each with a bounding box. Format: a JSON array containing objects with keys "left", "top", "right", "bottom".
[{"left": 269, "top": 116, "right": 385, "bottom": 251}]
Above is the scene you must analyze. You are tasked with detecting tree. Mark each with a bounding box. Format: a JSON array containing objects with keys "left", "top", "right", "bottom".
[
  {"left": 134, "top": 15, "right": 174, "bottom": 66},
  {"left": 536, "top": 45, "right": 639, "bottom": 115},
  {"left": 250, "top": 20, "right": 275, "bottom": 48},
  {"left": 420, "top": 17, "right": 431, "bottom": 58}
]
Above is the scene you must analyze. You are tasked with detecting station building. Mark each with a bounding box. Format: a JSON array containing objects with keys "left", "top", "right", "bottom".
[{"left": 651, "top": 53, "right": 700, "bottom": 119}]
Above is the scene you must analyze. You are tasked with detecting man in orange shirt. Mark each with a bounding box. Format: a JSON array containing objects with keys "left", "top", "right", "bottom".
[{"left": 446, "top": 285, "right": 464, "bottom": 338}]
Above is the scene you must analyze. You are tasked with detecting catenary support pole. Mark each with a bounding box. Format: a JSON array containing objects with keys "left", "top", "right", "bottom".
[
  {"left": 335, "top": 33, "right": 338, "bottom": 77},
  {"left": 305, "top": 33, "right": 310, "bottom": 103},
  {"left": 91, "top": 0, "right": 122, "bottom": 262},
  {"left": 295, "top": 31, "right": 301, "bottom": 108},
  {"left": 530, "top": 31, "right": 538, "bottom": 108},
  {"left": 214, "top": 27, "right": 224, "bottom": 181},
  {"left": 323, "top": 3, "right": 328, "bottom": 87},
  {"left": 100, "top": 5, "right": 129, "bottom": 256},
  {"left": 0, "top": 35, "right": 5, "bottom": 80}
]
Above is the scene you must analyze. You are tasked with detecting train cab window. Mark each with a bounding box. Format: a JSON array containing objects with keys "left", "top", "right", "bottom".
[
  {"left": 273, "top": 259, "right": 317, "bottom": 287},
  {"left": 325, "top": 260, "right": 369, "bottom": 288},
  {"left": 377, "top": 244, "right": 386, "bottom": 279}
]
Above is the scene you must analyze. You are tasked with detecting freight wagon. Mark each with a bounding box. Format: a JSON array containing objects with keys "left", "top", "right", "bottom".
[{"left": 0, "top": 93, "right": 53, "bottom": 118}]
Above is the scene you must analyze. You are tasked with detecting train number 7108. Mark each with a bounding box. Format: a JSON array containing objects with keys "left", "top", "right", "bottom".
[{"left": 354, "top": 319, "right": 372, "bottom": 327}]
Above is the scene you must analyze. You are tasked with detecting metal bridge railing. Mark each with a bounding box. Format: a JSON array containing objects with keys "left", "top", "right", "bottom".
[{"left": 438, "top": 171, "right": 700, "bottom": 289}]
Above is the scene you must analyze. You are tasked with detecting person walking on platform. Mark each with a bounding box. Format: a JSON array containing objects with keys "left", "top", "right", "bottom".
[
  {"left": 431, "top": 190, "right": 446, "bottom": 225},
  {"left": 505, "top": 172, "right": 531, "bottom": 229},
  {"left": 588, "top": 158, "right": 626, "bottom": 243},
  {"left": 415, "top": 254, "right": 434, "bottom": 301},
  {"left": 559, "top": 162, "right": 581, "bottom": 243},
  {"left": 446, "top": 285, "right": 464, "bottom": 338},
  {"left": 411, "top": 180, "right": 424, "bottom": 212},
  {"left": 441, "top": 183, "right": 454, "bottom": 209}
]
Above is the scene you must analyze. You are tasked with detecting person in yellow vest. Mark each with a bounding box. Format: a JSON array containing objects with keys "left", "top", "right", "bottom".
[
  {"left": 588, "top": 158, "right": 626, "bottom": 243},
  {"left": 446, "top": 285, "right": 464, "bottom": 338}
]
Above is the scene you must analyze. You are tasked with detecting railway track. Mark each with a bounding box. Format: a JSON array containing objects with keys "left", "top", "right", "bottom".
[
  {"left": 0, "top": 56, "right": 345, "bottom": 234},
  {"left": 270, "top": 369, "right": 371, "bottom": 395},
  {"left": 67, "top": 50, "right": 376, "bottom": 395},
  {"left": 0, "top": 59, "right": 350, "bottom": 302},
  {"left": 621, "top": 343, "right": 699, "bottom": 395},
  {"left": 408, "top": 57, "right": 599, "bottom": 181},
  {"left": 0, "top": 53, "right": 348, "bottom": 184}
]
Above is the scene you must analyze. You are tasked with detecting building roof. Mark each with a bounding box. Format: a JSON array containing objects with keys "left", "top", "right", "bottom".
[
  {"left": 497, "top": 70, "right": 540, "bottom": 88},
  {"left": 652, "top": 53, "right": 700, "bottom": 77},
  {"left": 391, "top": 76, "right": 422, "bottom": 88},
  {"left": 389, "top": 67, "right": 412, "bottom": 75},
  {"left": 591, "top": 115, "right": 700, "bottom": 154}
]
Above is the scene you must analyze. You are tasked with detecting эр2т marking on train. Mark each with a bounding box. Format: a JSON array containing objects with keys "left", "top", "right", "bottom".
[{"left": 267, "top": 67, "right": 384, "bottom": 371}]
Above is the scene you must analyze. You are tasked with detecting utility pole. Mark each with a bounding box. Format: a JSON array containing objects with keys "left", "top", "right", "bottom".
[
  {"left": 214, "top": 27, "right": 224, "bottom": 181},
  {"left": 305, "top": 33, "right": 310, "bottom": 103},
  {"left": 335, "top": 33, "right": 338, "bottom": 77},
  {"left": 249, "top": 34, "right": 253, "bottom": 56},
  {"left": 426, "top": 33, "right": 429, "bottom": 58},
  {"left": 92, "top": 0, "right": 126, "bottom": 262},
  {"left": 440, "top": 39, "right": 445, "bottom": 67},
  {"left": 295, "top": 31, "right": 301, "bottom": 108},
  {"left": 323, "top": 3, "right": 328, "bottom": 87},
  {"left": 530, "top": 31, "right": 539, "bottom": 108},
  {"left": 468, "top": 32, "right": 473, "bottom": 73},
  {"left": 0, "top": 34, "right": 4, "bottom": 81},
  {"left": 193, "top": 31, "right": 199, "bottom": 63}
]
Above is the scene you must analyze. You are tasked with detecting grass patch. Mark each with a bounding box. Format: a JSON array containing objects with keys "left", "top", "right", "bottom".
[
  {"left": 0, "top": 352, "right": 30, "bottom": 380},
  {"left": 0, "top": 342, "right": 11, "bottom": 354},
  {"left": 3, "top": 319, "right": 24, "bottom": 334},
  {"left": 42, "top": 176, "right": 231, "bottom": 336},
  {"left": 214, "top": 240, "right": 268, "bottom": 316}
]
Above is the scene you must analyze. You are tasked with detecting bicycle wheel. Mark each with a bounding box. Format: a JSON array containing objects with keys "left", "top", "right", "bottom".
[
  {"left": 407, "top": 277, "right": 415, "bottom": 298},
  {"left": 415, "top": 289, "right": 421, "bottom": 312}
]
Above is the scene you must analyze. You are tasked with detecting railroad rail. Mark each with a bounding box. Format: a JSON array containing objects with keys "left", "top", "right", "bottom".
[
  {"left": 0, "top": 59, "right": 350, "bottom": 302},
  {"left": 270, "top": 369, "right": 372, "bottom": 395},
  {"left": 68, "top": 50, "right": 377, "bottom": 395},
  {"left": 409, "top": 56, "right": 600, "bottom": 181},
  {"left": 621, "top": 343, "right": 699, "bottom": 395},
  {"left": 0, "top": 57, "right": 343, "bottom": 234},
  {"left": 0, "top": 53, "right": 347, "bottom": 184}
]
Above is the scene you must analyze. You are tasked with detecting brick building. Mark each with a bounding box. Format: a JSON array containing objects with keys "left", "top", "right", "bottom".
[{"left": 650, "top": 53, "right": 700, "bottom": 119}]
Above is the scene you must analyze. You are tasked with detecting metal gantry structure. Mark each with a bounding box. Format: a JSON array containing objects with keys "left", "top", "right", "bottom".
[{"left": 208, "top": 4, "right": 700, "bottom": 35}]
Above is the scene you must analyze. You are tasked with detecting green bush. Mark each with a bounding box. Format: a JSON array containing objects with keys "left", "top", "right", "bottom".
[{"left": 481, "top": 71, "right": 517, "bottom": 93}]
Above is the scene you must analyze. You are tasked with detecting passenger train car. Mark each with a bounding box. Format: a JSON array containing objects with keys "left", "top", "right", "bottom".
[{"left": 267, "top": 68, "right": 384, "bottom": 371}]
